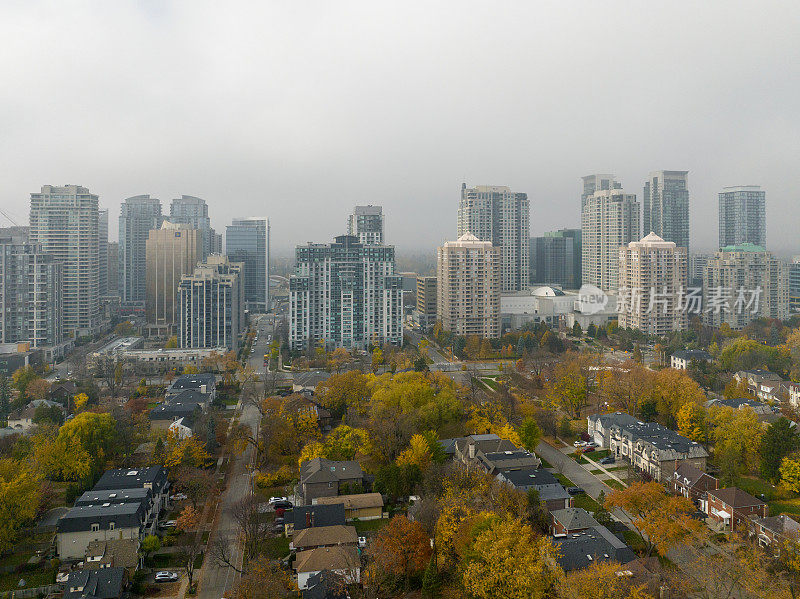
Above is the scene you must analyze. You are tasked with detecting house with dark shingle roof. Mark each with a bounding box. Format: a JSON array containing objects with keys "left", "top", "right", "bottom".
[
  {"left": 454, "top": 434, "right": 517, "bottom": 467},
  {"left": 298, "top": 458, "right": 364, "bottom": 505},
  {"left": 294, "top": 545, "right": 360, "bottom": 591},
  {"left": 495, "top": 467, "right": 571, "bottom": 511},
  {"left": 63, "top": 566, "right": 126, "bottom": 599},
  {"left": 290, "top": 525, "right": 358, "bottom": 552},
  {"left": 287, "top": 505, "right": 347, "bottom": 536},
  {"left": 57, "top": 503, "right": 147, "bottom": 560},
  {"left": 587, "top": 412, "right": 640, "bottom": 448},
  {"left": 670, "top": 349, "right": 712, "bottom": 370},
  {"left": 751, "top": 514, "right": 800, "bottom": 551},
  {"left": 477, "top": 449, "right": 541, "bottom": 475},
  {"left": 551, "top": 508, "right": 599, "bottom": 536},
  {"left": 84, "top": 539, "right": 140, "bottom": 576},
  {"left": 669, "top": 462, "right": 718, "bottom": 510},
  {"left": 93, "top": 467, "right": 170, "bottom": 512},
  {"left": 707, "top": 487, "right": 768, "bottom": 531},
  {"left": 553, "top": 526, "right": 637, "bottom": 572},
  {"left": 166, "top": 372, "right": 216, "bottom": 400}
]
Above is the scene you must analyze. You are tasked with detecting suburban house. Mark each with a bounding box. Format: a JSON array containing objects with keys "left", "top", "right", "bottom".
[
  {"left": 298, "top": 458, "right": 364, "bottom": 505},
  {"left": 586, "top": 412, "right": 640, "bottom": 448},
  {"left": 287, "top": 505, "right": 347, "bottom": 536},
  {"left": 604, "top": 416, "right": 709, "bottom": 481},
  {"left": 166, "top": 372, "right": 216, "bottom": 401},
  {"left": 74, "top": 488, "right": 158, "bottom": 533},
  {"left": 734, "top": 370, "right": 788, "bottom": 402},
  {"left": 551, "top": 508, "right": 599, "bottom": 536},
  {"left": 706, "top": 397, "right": 780, "bottom": 426},
  {"left": 303, "top": 571, "right": 350, "bottom": 599},
  {"left": 669, "top": 463, "right": 719, "bottom": 511},
  {"left": 707, "top": 487, "right": 768, "bottom": 531},
  {"left": 495, "top": 467, "right": 571, "bottom": 511},
  {"left": 552, "top": 526, "right": 637, "bottom": 572},
  {"left": 670, "top": 349, "right": 712, "bottom": 370},
  {"left": 149, "top": 401, "right": 202, "bottom": 432},
  {"left": 313, "top": 493, "right": 384, "bottom": 521},
  {"left": 290, "top": 525, "right": 358, "bottom": 552},
  {"left": 7, "top": 399, "right": 64, "bottom": 432},
  {"left": 84, "top": 539, "right": 140, "bottom": 576},
  {"left": 454, "top": 434, "right": 517, "bottom": 467},
  {"left": 93, "top": 467, "right": 170, "bottom": 512},
  {"left": 167, "top": 388, "right": 212, "bottom": 407},
  {"left": 751, "top": 515, "right": 800, "bottom": 551},
  {"left": 294, "top": 545, "right": 361, "bottom": 591},
  {"left": 789, "top": 383, "right": 800, "bottom": 408},
  {"left": 476, "top": 449, "right": 541, "bottom": 475},
  {"left": 63, "top": 567, "right": 126, "bottom": 599},
  {"left": 50, "top": 381, "right": 78, "bottom": 403},
  {"left": 57, "top": 502, "right": 147, "bottom": 560}
]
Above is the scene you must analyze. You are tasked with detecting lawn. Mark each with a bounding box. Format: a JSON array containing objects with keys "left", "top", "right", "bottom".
[
  {"left": 605, "top": 480, "right": 626, "bottom": 491},
  {"left": 262, "top": 536, "right": 290, "bottom": 559},
  {"left": 572, "top": 493, "right": 602, "bottom": 513},
  {"left": 0, "top": 568, "right": 55, "bottom": 591},
  {"left": 479, "top": 378, "right": 499, "bottom": 391},
  {"left": 354, "top": 518, "right": 388, "bottom": 534},
  {"left": 736, "top": 476, "right": 782, "bottom": 501},
  {"left": 553, "top": 473, "right": 573, "bottom": 487},
  {"left": 539, "top": 456, "right": 553, "bottom": 469}
]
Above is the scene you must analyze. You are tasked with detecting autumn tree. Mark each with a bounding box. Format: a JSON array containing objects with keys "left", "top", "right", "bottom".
[
  {"left": 396, "top": 434, "right": 434, "bottom": 471},
  {"left": 175, "top": 506, "right": 203, "bottom": 590},
  {"left": 328, "top": 347, "right": 352, "bottom": 373},
  {"left": 366, "top": 515, "right": 432, "bottom": 591},
  {"left": 0, "top": 459, "right": 41, "bottom": 553},
  {"left": 140, "top": 534, "right": 161, "bottom": 564},
  {"left": 709, "top": 405, "right": 763, "bottom": 484},
  {"left": 519, "top": 417, "right": 542, "bottom": 452},
  {"left": 163, "top": 432, "right": 211, "bottom": 469},
  {"left": 461, "top": 517, "right": 560, "bottom": 599},
  {"left": 604, "top": 482, "right": 704, "bottom": 558},
  {"left": 676, "top": 401, "right": 706, "bottom": 442},
  {"left": 234, "top": 556, "right": 295, "bottom": 599},
  {"left": 315, "top": 370, "right": 370, "bottom": 419},
  {"left": 547, "top": 352, "right": 593, "bottom": 418},
  {"left": 557, "top": 559, "right": 653, "bottom": 599},
  {"left": 780, "top": 455, "right": 800, "bottom": 493}
]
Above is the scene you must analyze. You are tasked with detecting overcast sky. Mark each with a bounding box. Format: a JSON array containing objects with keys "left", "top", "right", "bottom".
[{"left": 1, "top": 1, "right": 799, "bottom": 255}]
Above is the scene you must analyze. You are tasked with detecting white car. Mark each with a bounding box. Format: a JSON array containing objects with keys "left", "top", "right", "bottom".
[
  {"left": 160, "top": 520, "right": 177, "bottom": 528},
  {"left": 170, "top": 493, "right": 188, "bottom": 501},
  {"left": 358, "top": 536, "right": 367, "bottom": 548},
  {"left": 269, "top": 496, "right": 288, "bottom": 504},
  {"left": 155, "top": 571, "right": 179, "bottom": 582},
  {"left": 573, "top": 440, "right": 587, "bottom": 448}
]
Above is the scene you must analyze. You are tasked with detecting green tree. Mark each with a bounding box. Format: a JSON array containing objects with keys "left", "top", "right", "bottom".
[
  {"left": 0, "top": 376, "right": 10, "bottom": 418},
  {"left": 572, "top": 322, "right": 582, "bottom": 337},
  {"left": 519, "top": 417, "right": 542, "bottom": 452},
  {"left": 140, "top": 534, "right": 161, "bottom": 564},
  {"left": 760, "top": 417, "right": 799, "bottom": 482},
  {"left": 422, "top": 553, "right": 441, "bottom": 598}
]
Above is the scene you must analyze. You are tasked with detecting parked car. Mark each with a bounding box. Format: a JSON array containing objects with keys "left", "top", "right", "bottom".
[
  {"left": 274, "top": 517, "right": 285, "bottom": 525},
  {"left": 155, "top": 571, "right": 179, "bottom": 583},
  {"left": 160, "top": 520, "right": 177, "bottom": 528},
  {"left": 273, "top": 500, "right": 293, "bottom": 510},
  {"left": 599, "top": 456, "right": 615, "bottom": 465},
  {"left": 170, "top": 493, "right": 187, "bottom": 501},
  {"left": 567, "top": 487, "right": 586, "bottom": 496},
  {"left": 573, "top": 441, "right": 587, "bottom": 448},
  {"left": 269, "top": 496, "right": 288, "bottom": 504},
  {"left": 582, "top": 446, "right": 595, "bottom": 453},
  {"left": 358, "top": 536, "right": 367, "bottom": 548},
  {"left": 585, "top": 441, "right": 598, "bottom": 448}
]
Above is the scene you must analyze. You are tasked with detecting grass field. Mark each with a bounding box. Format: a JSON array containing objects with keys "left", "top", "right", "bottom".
[
  {"left": 0, "top": 568, "right": 55, "bottom": 592},
  {"left": 354, "top": 518, "right": 388, "bottom": 534}
]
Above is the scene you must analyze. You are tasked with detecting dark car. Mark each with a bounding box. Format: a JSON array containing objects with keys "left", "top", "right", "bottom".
[
  {"left": 582, "top": 446, "right": 595, "bottom": 453},
  {"left": 567, "top": 487, "right": 586, "bottom": 496},
  {"left": 599, "top": 456, "right": 615, "bottom": 465},
  {"left": 273, "top": 500, "right": 293, "bottom": 510}
]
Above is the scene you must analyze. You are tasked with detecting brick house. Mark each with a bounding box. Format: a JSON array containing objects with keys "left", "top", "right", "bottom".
[
  {"left": 550, "top": 508, "right": 599, "bottom": 536},
  {"left": 669, "top": 462, "right": 719, "bottom": 512},
  {"left": 751, "top": 514, "right": 800, "bottom": 553},
  {"left": 707, "top": 487, "right": 768, "bottom": 531},
  {"left": 298, "top": 458, "right": 364, "bottom": 505}
]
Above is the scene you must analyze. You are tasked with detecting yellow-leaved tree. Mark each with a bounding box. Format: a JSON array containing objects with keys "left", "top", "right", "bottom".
[
  {"left": 0, "top": 458, "right": 41, "bottom": 553},
  {"left": 780, "top": 455, "right": 800, "bottom": 493},
  {"left": 676, "top": 401, "right": 706, "bottom": 442},
  {"left": 395, "top": 434, "right": 433, "bottom": 471}
]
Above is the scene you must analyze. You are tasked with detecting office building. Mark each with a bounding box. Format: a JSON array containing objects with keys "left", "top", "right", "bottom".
[
  {"left": 643, "top": 170, "right": 689, "bottom": 250},
  {"left": 457, "top": 184, "right": 529, "bottom": 292},
  {"left": 703, "top": 243, "right": 788, "bottom": 329},
  {"left": 169, "top": 195, "right": 219, "bottom": 259},
  {"left": 415, "top": 275, "right": 437, "bottom": 327},
  {"left": 107, "top": 242, "right": 119, "bottom": 298},
  {"left": 145, "top": 222, "right": 201, "bottom": 331},
  {"left": 789, "top": 257, "right": 800, "bottom": 314},
  {"left": 347, "top": 205, "right": 384, "bottom": 245},
  {"left": 530, "top": 229, "right": 581, "bottom": 289},
  {"left": 98, "top": 209, "right": 109, "bottom": 296},
  {"left": 225, "top": 217, "right": 269, "bottom": 312},
  {"left": 177, "top": 256, "right": 243, "bottom": 351},
  {"left": 617, "top": 233, "right": 688, "bottom": 335},
  {"left": 119, "top": 195, "right": 162, "bottom": 306},
  {"left": 581, "top": 186, "right": 640, "bottom": 292},
  {"left": 581, "top": 174, "right": 621, "bottom": 211},
  {"left": 289, "top": 235, "right": 403, "bottom": 351},
  {"left": 436, "top": 233, "right": 501, "bottom": 338},
  {"left": 29, "top": 185, "right": 100, "bottom": 337},
  {"left": 718, "top": 186, "right": 766, "bottom": 248},
  {"left": 0, "top": 236, "right": 63, "bottom": 347}
]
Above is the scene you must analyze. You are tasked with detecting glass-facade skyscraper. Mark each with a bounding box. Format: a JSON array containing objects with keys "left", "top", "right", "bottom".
[
  {"left": 718, "top": 185, "right": 766, "bottom": 249},
  {"left": 119, "top": 195, "right": 163, "bottom": 307},
  {"left": 643, "top": 170, "right": 689, "bottom": 251},
  {"left": 225, "top": 217, "right": 269, "bottom": 313}
]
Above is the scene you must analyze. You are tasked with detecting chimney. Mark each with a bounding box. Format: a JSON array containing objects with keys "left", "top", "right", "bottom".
[{"left": 469, "top": 443, "right": 475, "bottom": 460}]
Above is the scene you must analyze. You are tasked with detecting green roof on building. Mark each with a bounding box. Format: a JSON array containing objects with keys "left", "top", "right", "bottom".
[{"left": 720, "top": 243, "right": 766, "bottom": 252}]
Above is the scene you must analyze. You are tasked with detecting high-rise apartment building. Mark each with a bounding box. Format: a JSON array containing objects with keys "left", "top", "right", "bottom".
[
  {"left": 436, "top": 233, "right": 501, "bottom": 338},
  {"left": 530, "top": 229, "right": 582, "bottom": 289},
  {"left": 119, "top": 195, "right": 162, "bottom": 306},
  {"left": 789, "top": 257, "right": 800, "bottom": 314},
  {"left": 289, "top": 234, "right": 403, "bottom": 351},
  {"left": 643, "top": 171, "right": 689, "bottom": 250},
  {"left": 581, "top": 187, "right": 641, "bottom": 292},
  {"left": 703, "top": 243, "right": 788, "bottom": 329},
  {"left": 99, "top": 209, "right": 109, "bottom": 296},
  {"left": 415, "top": 275, "right": 437, "bottom": 327},
  {"left": 618, "top": 233, "right": 688, "bottom": 335},
  {"left": 581, "top": 174, "right": 621, "bottom": 210},
  {"left": 225, "top": 217, "right": 270, "bottom": 313},
  {"left": 177, "top": 255, "right": 243, "bottom": 351},
  {"left": 347, "top": 206, "right": 384, "bottom": 245},
  {"left": 107, "top": 242, "right": 119, "bottom": 298},
  {"left": 690, "top": 253, "right": 711, "bottom": 288},
  {"left": 458, "top": 184, "right": 529, "bottom": 293},
  {"left": 0, "top": 235, "right": 62, "bottom": 347},
  {"left": 29, "top": 185, "right": 100, "bottom": 337},
  {"left": 145, "top": 222, "right": 202, "bottom": 330},
  {"left": 169, "top": 195, "right": 218, "bottom": 259},
  {"left": 718, "top": 186, "right": 766, "bottom": 249}
]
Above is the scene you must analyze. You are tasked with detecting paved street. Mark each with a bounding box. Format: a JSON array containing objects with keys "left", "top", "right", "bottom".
[{"left": 197, "top": 316, "right": 270, "bottom": 599}]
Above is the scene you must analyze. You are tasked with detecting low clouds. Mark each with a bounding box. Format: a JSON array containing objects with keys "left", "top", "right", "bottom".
[{"left": 1, "top": 1, "right": 798, "bottom": 254}]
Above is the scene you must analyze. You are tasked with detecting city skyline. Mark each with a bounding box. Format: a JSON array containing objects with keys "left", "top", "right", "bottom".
[{"left": 1, "top": 3, "right": 798, "bottom": 254}]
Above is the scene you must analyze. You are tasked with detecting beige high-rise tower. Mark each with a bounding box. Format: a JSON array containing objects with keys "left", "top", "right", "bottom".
[
  {"left": 436, "top": 233, "right": 501, "bottom": 338},
  {"left": 145, "top": 222, "right": 201, "bottom": 331},
  {"left": 618, "top": 233, "right": 688, "bottom": 335}
]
